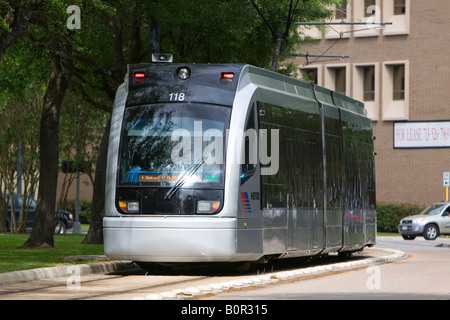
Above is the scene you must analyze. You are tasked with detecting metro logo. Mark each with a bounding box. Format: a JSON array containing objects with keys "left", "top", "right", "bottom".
[{"left": 240, "top": 192, "right": 252, "bottom": 213}]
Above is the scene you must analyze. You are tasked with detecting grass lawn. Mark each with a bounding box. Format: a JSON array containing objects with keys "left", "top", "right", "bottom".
[{"left": 0, "top": 232, "right": 104, "bottom": 274}]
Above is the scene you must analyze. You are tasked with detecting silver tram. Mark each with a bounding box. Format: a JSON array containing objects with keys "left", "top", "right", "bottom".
[{"left": 103, "top": 60, "right": 376, "bottom": 264}]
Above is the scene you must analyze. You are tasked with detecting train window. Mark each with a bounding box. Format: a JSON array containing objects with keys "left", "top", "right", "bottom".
[
  {"left": 118, "top": 103, "right": 230, "bottom": 187},
  {"left": 240, "top": 105, "right": 257, "bottom": 184},
  {"left": 258, "top": 102, "right": 323, "bottom": 211}
]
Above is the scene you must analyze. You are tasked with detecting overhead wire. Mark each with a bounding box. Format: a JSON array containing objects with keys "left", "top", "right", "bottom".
[{"left": 297, "top": 1, "right": 390, "bottom": 66}]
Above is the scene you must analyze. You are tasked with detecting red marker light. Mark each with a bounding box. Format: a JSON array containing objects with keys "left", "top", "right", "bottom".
[
  {"left": 220, "top": 72, "right": 234, "bottom": 84},
  {"left": 134, "top": 72, "right": 146, "bottom": 82},
  {"left": 220, "top": 72, "right": 234, "bottom": 79}
]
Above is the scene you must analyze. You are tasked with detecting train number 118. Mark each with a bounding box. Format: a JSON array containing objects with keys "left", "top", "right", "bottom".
[{"left": 169, "top": 92, "right": 186, "bottom": 101}]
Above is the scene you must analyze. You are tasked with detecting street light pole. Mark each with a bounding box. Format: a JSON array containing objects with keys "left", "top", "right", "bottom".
[{"left": 72, "top": 171, "right": 82, "bottom": 234}]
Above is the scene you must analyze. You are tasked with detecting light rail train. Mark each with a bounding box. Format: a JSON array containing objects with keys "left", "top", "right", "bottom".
[{"left": 104, "top": 58, "right": 376, "bottom": 264}]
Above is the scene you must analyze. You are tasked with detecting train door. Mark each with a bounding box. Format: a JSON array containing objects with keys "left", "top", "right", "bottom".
[
  {"left": 258, "top": 102, "right": 289, "bottom": 255},
  {"left": 237, "top": 103, "right": 263, "bottom": 257},
  {"left": 284, "top": 110, "right": 297, "bottom": 252},
  {"left": 258, "top": 101, "right": 324, "bottom": 255},
  {"left": 291, "top": 108, "right": 324, "bottom": 253},
  {"left": 282, "top": 114, "right": 318, "bottom": 253},
  {"left": 322, "top": 104, "right": 344, "bottom": 251}
]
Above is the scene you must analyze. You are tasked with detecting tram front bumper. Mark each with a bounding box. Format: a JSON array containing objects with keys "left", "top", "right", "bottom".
[{"left": 103, "top": 216, "right": 238, "bottom": 263}]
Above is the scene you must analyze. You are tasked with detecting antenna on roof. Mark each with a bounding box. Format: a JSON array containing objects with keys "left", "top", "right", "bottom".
[{"left": 151, "top": 54, "right": 173, "bottom": 63}]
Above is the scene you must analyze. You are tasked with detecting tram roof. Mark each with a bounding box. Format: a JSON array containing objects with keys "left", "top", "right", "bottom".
[{"left": 125, "top": 63, "right": 366, "bottom": 116}]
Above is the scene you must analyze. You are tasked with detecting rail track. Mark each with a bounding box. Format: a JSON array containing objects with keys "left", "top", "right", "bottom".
[{"left": 0, "top": 249, "right": 399, "bottom": 300}]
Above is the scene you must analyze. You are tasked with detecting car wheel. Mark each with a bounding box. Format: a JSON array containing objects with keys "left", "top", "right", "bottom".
[
  {"left": 55, "top": 221, "right": 67, "bottom": 234},
  {"left": 423, "top": 224, "right": 439, "bottom": 241},
  {"left": 402, "top": 235, "right": 416, "bottom": 240}
]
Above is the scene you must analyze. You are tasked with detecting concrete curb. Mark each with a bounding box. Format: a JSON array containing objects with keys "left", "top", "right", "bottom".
[
  {"left": 0, "top": 260, "right": 133, "bottom": 286},
  {"left": 135, "top": 248, "right": 407, "bottom": 300}
]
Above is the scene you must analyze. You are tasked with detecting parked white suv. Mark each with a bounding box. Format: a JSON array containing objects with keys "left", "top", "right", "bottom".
[{"left": 398, "top": 202, "right": 450, "bottom": 240}]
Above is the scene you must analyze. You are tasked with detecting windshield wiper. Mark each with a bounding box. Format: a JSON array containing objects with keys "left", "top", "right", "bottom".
[{"left": 164, "top": 154, "right": 208, "bottom": 200}]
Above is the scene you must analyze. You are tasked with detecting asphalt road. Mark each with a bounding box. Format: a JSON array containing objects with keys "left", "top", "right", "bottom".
[{"left": 210, "top": 236, "right": 450, "bottom": 300}]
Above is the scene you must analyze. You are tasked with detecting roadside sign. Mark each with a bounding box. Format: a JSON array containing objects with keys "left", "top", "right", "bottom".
[{"left": 444, "top": 172, "right": 450, "bottom": 187}]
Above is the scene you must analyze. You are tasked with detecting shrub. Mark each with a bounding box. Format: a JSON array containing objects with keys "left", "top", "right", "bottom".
[{"left": 376, "top": 203, "right": 425, "bottom": 233}]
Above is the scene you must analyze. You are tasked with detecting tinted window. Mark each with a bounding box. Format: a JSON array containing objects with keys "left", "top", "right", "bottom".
[{"left": 119, "top": 104, "right": 231, "bottom": 187}]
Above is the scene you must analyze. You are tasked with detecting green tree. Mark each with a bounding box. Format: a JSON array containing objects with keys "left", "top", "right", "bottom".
[
  {"left": 0, "top": 0, "right": 45, "bottom": 60},
  {"left": 249, "top": 0, "right": 340, "bottom": 71},
  {"left": 0, "top": 32, "right": 48, "bottom": 233},
  {"left": 21, "top": 0, "right": 79, "bottom": 248}
]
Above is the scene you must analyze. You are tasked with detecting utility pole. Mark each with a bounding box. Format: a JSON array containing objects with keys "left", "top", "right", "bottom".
[{"left": 151, "top": 0, "right": 160, "bottom": 55}]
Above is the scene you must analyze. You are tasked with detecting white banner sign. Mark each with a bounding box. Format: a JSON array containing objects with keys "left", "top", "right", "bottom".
[{"left": 394, "top": 121, "right": 450, "bottom": 149}]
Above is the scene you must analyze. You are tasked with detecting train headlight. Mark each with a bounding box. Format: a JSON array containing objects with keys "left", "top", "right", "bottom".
[
  {"left": 197, "top": 201, "right": 221, "bottom": 214},
  {"left": 119, "top": 200, "right": 139, "bottom": 213},
  {"left": 127, "top": 201, "right": 140, "bottom": 213}
]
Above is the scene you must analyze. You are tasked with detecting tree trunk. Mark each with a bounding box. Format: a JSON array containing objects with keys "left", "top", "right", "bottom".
[
  {"left": 21, "top": 49, "right": 73, "bottom": 249},
  {"left": 82, "top": 115, "right": 111, "bottom": 244},
  {"left": 271, "top": 33, "right": 283, "bottom": 72}
]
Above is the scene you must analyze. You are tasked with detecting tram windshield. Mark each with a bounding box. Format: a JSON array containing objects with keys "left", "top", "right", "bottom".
[{"left": 119, "top": 104, "right": 230, "bottom": 187}]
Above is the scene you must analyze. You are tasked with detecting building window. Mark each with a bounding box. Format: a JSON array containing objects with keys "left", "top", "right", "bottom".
[
  {"left": 300, "top": 65, "right": 322, "bottom": 86},
  {"left": 353, "top": 63, "right": 379, "bottom": 121},
  {"left": 365, "top": 0, "right": 376, "bottom": 17},
  {"left": 383, "top": 0, "right": 409, "bottom": 35},
  {"left": 301, "top": 68, "right": 318, "bottom": 85},
  {"left": 334, "top": 67, "right": 346, "bottom": 94},
  {"left": 394, "top": 0, "right": 406, "bottom": 15},
  {"left": 382, "top": 61, "right": 409, "bottom": 121},
  {"left": 335, "top": 0, "right": 348, "bottom": 19},
  {"left": 392, "top": 65, "right": 405, "bottom": 100},
  {"left": 325, "top": 64, "right": 349, "bottom": 96},
  {"left": 326, "top": 0, "right": 351, "bottom": 39},
  {"left": 354, "top": 0, "right": 380, "bottom": 37},
  {"left": 363, "top": 66, "right": 375, "bottom": 101}
]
